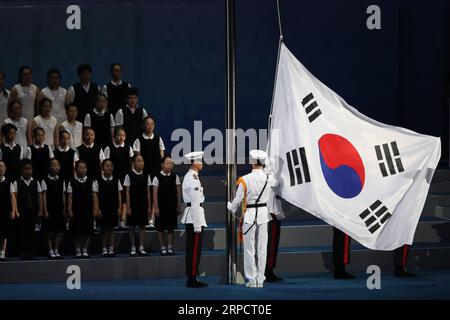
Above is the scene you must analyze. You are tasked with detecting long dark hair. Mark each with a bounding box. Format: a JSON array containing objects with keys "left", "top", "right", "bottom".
[
  {"left": 0, "top": 70, "right": 7, "bottom": 98},
  {"left": 17, "top": 65, "right": 32, "bottom": 84}
]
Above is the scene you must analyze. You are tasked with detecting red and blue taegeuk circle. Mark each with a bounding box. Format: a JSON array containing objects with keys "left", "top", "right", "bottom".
[{"left": 318, "top": 134, "right": 365, "bottom": 199}]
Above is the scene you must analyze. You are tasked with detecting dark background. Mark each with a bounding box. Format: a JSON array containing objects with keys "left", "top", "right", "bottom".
[{"left": 0, "top": 0, "right": 448, "bottom": 162}]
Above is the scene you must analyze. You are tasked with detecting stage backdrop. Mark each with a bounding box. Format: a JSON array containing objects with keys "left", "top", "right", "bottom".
[{"left": 0, "top": 0, "right": 448, "bottom": 161}]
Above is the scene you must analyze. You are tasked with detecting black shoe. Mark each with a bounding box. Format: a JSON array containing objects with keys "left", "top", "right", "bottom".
[
  {"left": 102, "top": 252, "right": 109, "bottom": 257},
  {"left": 138, "top": 249, "right": 149, "bottom": 256},
  {"left": 186, "top": 277, "right": 208, "bottom": 288},
  {"left": 265, "top": 272, "right": 283, "bottom": 282},
  {"left": 21, "top": 254, "right": 34, "bottom": 261},
  {"left": 334, "top": 270, "right": 355, "bottom": 279},
  {"left": 108, "top": 252, "right": 116, "bottom": 257},
  {"left": 394, "top": 267, "right": 415, "bottom": 278},
  {"left": 167, "top": 248, "right": 175, "bottom": 256}
]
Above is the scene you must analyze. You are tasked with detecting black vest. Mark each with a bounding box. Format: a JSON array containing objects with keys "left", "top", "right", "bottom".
[
  {"left": 53, "top": 148, "right": 75, "bottom": 183},
  {"left": 70, "top": 177, "right": 93, "bottom": 214},
  {"left": 29, "top": 145, "right": 51, "bottom": 182},
  {"left": 43, "top": 176, "right": 64, "bottom": 215},
  {"left": 0, "top": 178, "right": 12, "bottom": 215},
  {"left": 156, "top": 172, "right": 177, "bottom": 212},
  {"left": 88, "top": 110, "right": 112, "bottom": 148},
  {"left": 122, "top": 107, "right": 144, "bottom": 143},
  {"left": 108, "top": 145, "right": 131, "bottom": 182},
  {"left": 76, "top": 144, "right": 102, "bottom": 179},
  {"left": 73, "top": 82, "right": 99, "bottom": 122},
  {"left": 106, "top": 82, "right": 129, "bottom": 116},
  {"left": 0, "top": 144, "right": 22, "bottom": 181},
  {"left": 97, "top": 177, "right": 119, "bottom": 213},
  {"left": 17, "top": 179, "right": 40, "bottom": 218},
  {"left": 139, "top": 134, "right": 162, "bottom": 178},
  {"left": 128, "top": 171, "right": 148, "bottom": 212}
]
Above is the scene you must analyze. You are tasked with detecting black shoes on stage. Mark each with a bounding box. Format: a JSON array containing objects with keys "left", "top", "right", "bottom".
[
  {"left": 334, "top": 265, "right": 355, "bottom": 280},
  {"left": 186, "top": 276, "right": 208, "bottom": 288},
  {"left": 265, "top": 270, "right": 283, "bottom": 282}
]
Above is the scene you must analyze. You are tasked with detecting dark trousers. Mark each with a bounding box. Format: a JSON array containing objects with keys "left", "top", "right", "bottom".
[
  {"left": 185, "top": 224, "right": 203, "bottom": 277},
  {"left": 266, "top": 214, "right": 281, "bottom": 272},
  {"left": 333, "top": 227, "right": 411, "bottom": 268}
]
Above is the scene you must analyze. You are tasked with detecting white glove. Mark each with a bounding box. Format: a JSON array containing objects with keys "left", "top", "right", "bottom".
[
  {"left": 227, "top": 201, "right": 233, "bottom": 212},
  {"left": 194, "top": 226, "right": 202, "bottom": 233}
]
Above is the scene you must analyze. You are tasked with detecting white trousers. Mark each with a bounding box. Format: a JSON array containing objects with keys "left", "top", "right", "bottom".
[{"left": 243, "top": 222, "right": 268, "bottom": 283}]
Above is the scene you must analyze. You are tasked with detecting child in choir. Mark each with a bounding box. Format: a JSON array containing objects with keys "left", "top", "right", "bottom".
[
  {"left": 124, "top": 154, "right": 151, "bottom": 256},
  {"left": 25, "top": 127, "right": 54, "bottom": 182},
  {"left": 41, "top": 158, "right": 65, "bottom": 259},
  {"left": 114, "top": 87, "right": 148, "bottom": 144},
  {"left": 10, "top": 66, "right": 39, "bottom": 122},
  {"left": 53, "top": 130, "right": 79, "bottom": 184},
  {"left": 0, "top": 160, "right": 17, "bottom": 260},
  {"left": 133, "top": 116, "right": 165, "bottom": 228},
  {"left": 93, "top": 159, "right": 122, "bottom": 257},
  {"left": 67, "top": 160, "right": 94, "bottom": 258},
  {"left": 76, "top": 127, "right": 105, "bottom": 179},
  {"left": 61, "top": 104, "right": 83, "bottom": 149},
  {"left": 101, "top": 63, "right": 131, "bottom": 116},
  {"left": 0, "top": 71, "right": 11, "bottom": 125},
  {"left": 38, "top": 69, "right": 67, "bottom": 124},
  {"left": 0, "top": 123, "right": 24, "bottom": 181},
  {"left": 30, "top": 97, "right": 58, "bottom": 150},
  {"left": 84, "top": 93, "right": 115, "bottom": 148},
  {"left": 152, "top": 156, "right": 181, "bottom": 256},
  {"left": 3, "top": 100, "right": 30, "bottom": 151},
  {"left": 66, "top": 64, "right": 101, "bottom": 122},
  {"left": 104, "top": 126, "right": 133, "bottom": 229},
  {"left": 13, "top": 159, "right": 42, "bottom": 260}
]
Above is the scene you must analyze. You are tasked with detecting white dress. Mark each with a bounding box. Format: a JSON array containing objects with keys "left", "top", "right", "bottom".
[
  {"left": 0, "top": 89, "right": 10, "bottom": 125},
  {"left": 12, "top": 84, "right": 38, "bottom": 122},
  {"left": 4, "top": 117, "right": 28, "bottom": 151},
  {"left": 60, "top": 120, "right": 83, "bottom": 149},
  {"left": 34, "top": 115, "right": 57, "bottom": 150},
  {"left": 41, "top": 87, "right": 67, "bottom": 124}
]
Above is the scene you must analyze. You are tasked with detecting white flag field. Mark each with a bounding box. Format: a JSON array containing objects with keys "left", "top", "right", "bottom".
[{"left": 267, "top": 43, "right": 441, "bottom": 250}]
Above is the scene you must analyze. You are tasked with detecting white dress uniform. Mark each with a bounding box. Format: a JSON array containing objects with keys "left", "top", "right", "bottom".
[
  {"left": 227, "top": 150, "right": 276, "bottom": 287},
  {"left": 41, "top": 87, "right": 67, "bottom": 124}
]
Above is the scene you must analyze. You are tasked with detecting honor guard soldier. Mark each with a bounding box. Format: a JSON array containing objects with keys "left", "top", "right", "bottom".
[
  {"left": 181, "top": 151, "right": 208, "bottom": 288},
  {"left": 227, "top": 150, "right": 276, "bottom": 288}
]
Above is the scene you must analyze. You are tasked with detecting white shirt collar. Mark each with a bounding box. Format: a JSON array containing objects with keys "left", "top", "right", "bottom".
[
  {"left": 20, "top": 176, "right": 34, "bottom": 183},
  {"left": 84, "top": 143, "right": 95, "bottom": 148},
  {"left": 111, "top": 80, "right": 123, "bottom": 86},
  {"left": 160, "top": 171, "right": 171, "bottom": 176},
  {"left": 142, "top": 133, "right": 155, "bottom": 140},
  {"left": 102, "top": 175, "right": 113, "bottom": 181},
  {"left": 126, "top": 104, "right": 139, "bottom": 111},
  {"left": 0, "top": 176, "right": 5, "bottom": 182},
  {"left": 113, "top": 142, "right": 125, "bottom": 148},
  {"left": 75, "top": 176, "right": 87, "bottom": 183},
  {"left": 81, "top": 82, "right": 91, "bottom": 91},
  {"left": 33, "top": 143, "right": 45, "bottom": 149},
  {"left": 93, "top": 108, "right": 107, "bottom": 116},
  {"left": 132, "top": 169, "right": 143, "bottom": 175},
  {"left": 3, "top": 142, "right": 16, "bottom": 149},
  {"left": 47, "top": 174, "right": 59, "bottom": 181},
  {"left": 58, "top": 146, "right": 70, "bottom": 152}
]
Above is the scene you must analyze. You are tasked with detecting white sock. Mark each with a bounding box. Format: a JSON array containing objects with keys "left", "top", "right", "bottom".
[
  {"left": 54, "top": 249, "right": 59, "bottom": 254},
  {"left": 49, "top": 250, "right": 54, "bottom": 255},
  {"left": 167, "top": 244, "right": 172, "bottom": 249},
  {"left": 108, "top": 246, "right": 114, "bottom": 252},
  {"left": 161, "top": 246, "right": 166, "bottom": 250},
  {"left": 139, "top": 245, "right": 144, "bottom": 251},
  {"left": 82, "top": 248, "right": 88, "bottom": 253},
  {"left": 131, "top": 246, "right": 136, "bottom": 251},
  {"left": 102, "top": 247, "right": 107, "bottom": 253}
]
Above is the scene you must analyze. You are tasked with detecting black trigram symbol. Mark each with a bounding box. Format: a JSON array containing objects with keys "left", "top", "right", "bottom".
[
  {"left": 359, "top": 200, "right": 392, "bottom": 234},
  {"left": 301, "top": 93, "right": 322, "bottom": 123},
  {"left": 374, "top": 141, "right": 405, "bottom": 177},
  {"left": 286, "top": 147, "right": 311, "bottom": 186}
]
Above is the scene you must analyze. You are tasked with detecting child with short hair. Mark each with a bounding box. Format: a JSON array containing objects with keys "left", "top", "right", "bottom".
[
  {"left": 101, "top": 63, "right": 131, "bottom": 116},
  {"left": 0, "top": 123, "right": 24, "bottom": 181},
  {"left": 67, "top": 160, "right": 94, "bottom": 258},
  {"left": 93, "top": 159, "right": 122, "bottom": 257},
  {"left": 0, "top": 160, "right": 17, "bottom": 260},
  {"left": 123, "top": 154, "right": 151, "bottom": 256},
  {"left": 152, "top": 156, "right": 181, "bottom": 256},
  {"left": 30, "top": 97, "right": 58, "bottom": 150},
  {"left": 25, "top": 127, "right": 54, "bottom": 182},
  {"left": 103, "top": 126, "right": 133, "bottom": 229},
  {"left": 84, "top": 93, "right": 115, "bottom": 148},
  {"left": 13, "top": 159, "right": 43, "bottom": 260},
  {"left": 41, "top": 158, "right": 66, "bottom": 259},
  {"left": 53, "top": 130, "right": 79, "bottom": 184},
  {"left": 3, "top": 100, "right": 30, "bottom": 151},
  {"left": 76, "top": 127, "right": 105, "bottom": 179},
  {"left": 60, "top": 103, "right": 83, "bottom": 149}
]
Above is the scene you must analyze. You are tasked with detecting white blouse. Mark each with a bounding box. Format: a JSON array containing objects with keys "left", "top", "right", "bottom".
[
  {"left": 12, "top": 84, "right": 38, "bottom": 122},
  {"left": 60, "top": 120, "right": 83, "bottom": 149},
  {"left": 41, "top": 87, "right": 67, "bottom": 124},
  {"left": 0, "top": 89, "right": 10, "bottom": 125},
  {"left": 34, "top": 115, "right": 58, "bottom": 150},
  {"left": 4, "top": 117, "right": 28, "bottom": 151}
]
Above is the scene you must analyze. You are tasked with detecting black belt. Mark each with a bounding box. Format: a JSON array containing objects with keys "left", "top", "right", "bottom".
[
  {"left": 186, "top": 203, "right": 204, "bottom": 207},
  {"left": 246, "top": 203, "right": 267, "bottom": 208}
]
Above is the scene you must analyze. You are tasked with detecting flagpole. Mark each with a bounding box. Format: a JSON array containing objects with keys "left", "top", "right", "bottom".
[{"left": 225, "top": 0, "right": 237, "bottom": 285}]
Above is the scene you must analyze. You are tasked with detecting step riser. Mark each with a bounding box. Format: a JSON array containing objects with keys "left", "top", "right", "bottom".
[
  {"left": 1, "top": 247, "right": 450, "bottom": 284},
  {"left": 5, "top": 220, "right": 449, "bottom": 256}
]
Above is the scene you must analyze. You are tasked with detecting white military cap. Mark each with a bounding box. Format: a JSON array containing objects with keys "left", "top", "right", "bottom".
[
  {"left": 184, "top": 151, "right": 204, "bottom": 161},
  {"left": 249, "top": 149, "right": 267, "bottom": 163}
]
